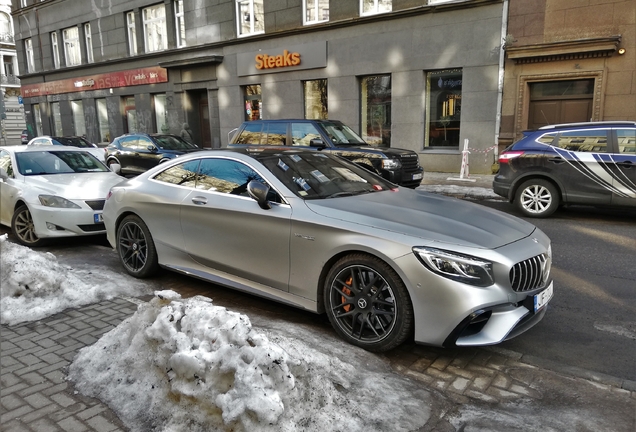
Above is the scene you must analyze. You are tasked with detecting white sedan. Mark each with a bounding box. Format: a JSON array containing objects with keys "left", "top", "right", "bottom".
[
  {"left": 27, "top": 136, "right": 106, "bottom": 162},
  {"left": 0, "top": 145, "right": 124, "bottom": 246}
]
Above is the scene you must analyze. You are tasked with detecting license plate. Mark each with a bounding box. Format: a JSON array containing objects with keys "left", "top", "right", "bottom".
[
  {"left": 534, "top": 282, "right": 553, "bottom": 313},
  {"left": 412, "top": 173, "right": 423, "bottom": 180},
  {"left": 94, "top": 213, "right": 103, "bottom": 223}
]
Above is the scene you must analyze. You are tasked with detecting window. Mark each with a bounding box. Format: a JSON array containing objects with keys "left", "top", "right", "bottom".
[
  {"left": 174, "top": 0, "right": 186, "bottom": 48},
  {"left": 235, "top": 122, "right": 263, "bottom": 144},
  {"left": 127, "top": 12, "right": 138, "bottom": 55},
  {"left": 361, "top": 0, "right": 391, "bottom": 16},
  {"left": 291, "top": 122, "right": 322, "bottom": 146},
  {"left": 154, "top": 94, "right": 168, "bottom": 133},
  {"left": 425, "top": 69, "right": 462, "bottom": 147},
  {"left": 51, "top": 32, "right": 60, "bottom": 69},
  {"left": 71, "top": 101, "right": 86, "bottom": 136},
  {"left": 143, "top": 4, "right": 167, "bottom": 52},
  {"left": 360, "top": 75, "right": 391, "bottom": 146},
  {"left": 555, "top": 129, "right": 608, "bottom": 153},
  {"left": 304, "top": 0, "right": 329, "bottom": 25},
  {"left": 154, "top": 160, "right": 201, "bottom": 187},
  {"left": 96, "top": 99, "right": 110, "bottom": 142},
  {"left": 196, "top": 159, "right": 264, "bottom": 195},
  {"left": 124, "top": 97, "right": 137, "bottom": 133},
  {"left": 33, "top": 104, "right": 43, "bottom": 136},
  {"left": 303, "top": 80, "right": 328, "bottom": 119},
  {"left": 0, "top": 13, "right": 11, "bottom": 36},
  {"left": 243, "top": 84, "right": 262, "bottom": 121},
  {"left": 3, "top": 57, "right": 14, "bottom": 76},
  {"left": 25, "top": 38, "right": 35, "bottom": 73},
  {"left": 84, "top": 23, "right": 93, "bottom": 63},
  {"left": 236, "top": 0, "right": 264, "bottom": 37},
  {"left": 51, "top": 102, "right": 62, "bottom": 136},
  {"left": 63, "top": 27, "right": 81, "bottom": 66},
  {"left": 617, "top": 129, "right": 636, "bottom": 154}
]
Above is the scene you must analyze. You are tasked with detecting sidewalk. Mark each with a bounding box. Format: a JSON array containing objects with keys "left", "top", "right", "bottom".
[{"left": 417, "top": 172, "right": 503, "bottom": 201}]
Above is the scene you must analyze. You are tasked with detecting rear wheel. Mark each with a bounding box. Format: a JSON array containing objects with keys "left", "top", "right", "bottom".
[
  {"left": 11, "top": 205, "right": 45, "bottom": 247},
  {"left": 324, "top": 254, "right": 413, "bottom": 352},
  {"left": 116, "top": 215, "right": 159, "bottom": 278},
  {"left": 515, "top": 179, "right": 560, "bottom": 218}
]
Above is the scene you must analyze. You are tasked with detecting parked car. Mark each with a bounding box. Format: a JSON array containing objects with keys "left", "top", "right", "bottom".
[
  {"left": 0, "top": 146, "right": 124, "bottom": 247},
  {"left": 228, "top": 119, "right": 424, "bottom": 188},
  {"left": 105, "top": 133, "right": 202, "bottom": 175},
  {"left": 27, "top": 136, "right": 106, "bottom": 162},
  {"left": 493, "top": 121, "right": 636, "bottom": 217},
  {"left": 104, "top": 148, "right": 553, "bottom": 352},
  {"left": 21, "top": 130, "right": 29, "bottom": 145}
]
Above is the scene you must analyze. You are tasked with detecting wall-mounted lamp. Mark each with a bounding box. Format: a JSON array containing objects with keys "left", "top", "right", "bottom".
[
  {"left": 109, "top": 88, "right": 113, "bottom": 94},
  {"left": 618, "top": 48, "right": 626, "bottom": 55}
]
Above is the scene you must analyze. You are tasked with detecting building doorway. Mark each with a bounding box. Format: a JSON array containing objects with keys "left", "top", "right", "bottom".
[
  {"left": 199, "top": 95, "right": 211, "bottom": 148},
  {"left": 528, "top": 79, "right": 593, "bottom": 129}
]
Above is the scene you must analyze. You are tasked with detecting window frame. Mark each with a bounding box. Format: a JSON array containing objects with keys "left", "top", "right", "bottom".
[
  {"left": 303, "top": 0, "right": 329, "bottom": 25},
  {"left": 62, "top": 26, "right": 82, "bottom": 67},
  {"left": 236, "top": 0, "right": 264, "bottom": 38},
  {"left": 142, "top": 3, "right": 168, "bottom": 53},
  {"left": 174, "top": 0, "right": 186, "bottom": 48},
  {"left": 360, "top": 0, "right": 392, "bottom": 17},
  {"left": 25, "top": 38, "right": 35, "bottom": 73},
  {"left": 127, "top": 11, "right": 138, "bottom": 56},
  {"left": 424, "top": 68, "right": 463, "bottom": 149},
  {"left": 303, "top": 79, "right": 328, "bottom": 120},
  {"left": 84, "top": 23, "right": 94, "bottom": 63},
  {"left": 51, "top": 32, "right": 60, "bottom": 69},
  {"left": 360, "top": 74, "right": 392, "bottom": 147}
]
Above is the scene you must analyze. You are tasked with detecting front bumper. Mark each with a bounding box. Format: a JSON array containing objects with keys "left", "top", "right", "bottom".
[{"left": 30, "top": 205, "right": 105, "bottom": 238}]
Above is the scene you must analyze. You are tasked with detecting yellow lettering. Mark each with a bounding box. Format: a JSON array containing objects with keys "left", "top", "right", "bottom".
[
  {"left": 291, "top": 53, "right": 300, "bottom": 66},
  {"left": 255, "top": 54, "right": 264, "bottom": 69}
]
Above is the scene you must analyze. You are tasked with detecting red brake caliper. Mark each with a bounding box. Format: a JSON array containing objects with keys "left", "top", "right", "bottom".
[{"left": 342, "top": 277, "right": 353, "bottom": 312}]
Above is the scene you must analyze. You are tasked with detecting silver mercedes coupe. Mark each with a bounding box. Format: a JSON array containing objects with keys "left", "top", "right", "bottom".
[{"left": 104, "top": 148, "right": 553, "bottom": 352}]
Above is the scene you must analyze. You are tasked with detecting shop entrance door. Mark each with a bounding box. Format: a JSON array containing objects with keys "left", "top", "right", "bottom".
[
  {"left": 199, "top": 95, "right": 211, "bottom": 148},
  {"left": 527, "top": 79, "right": 594, "bottom": 129}
]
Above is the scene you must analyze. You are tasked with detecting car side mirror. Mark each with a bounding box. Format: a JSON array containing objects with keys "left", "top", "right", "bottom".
[
  {"left": 109, "top": 163, "right": 121, "bottom": 174},
  {"left": 147, "top": 145, "right": 157, "bottom": 152},
  {"left": 309, "top": 138, "right": 326, "bottom": 149},
  {"left": 247, "top": 180, "right": 271, "bottom": 210}
]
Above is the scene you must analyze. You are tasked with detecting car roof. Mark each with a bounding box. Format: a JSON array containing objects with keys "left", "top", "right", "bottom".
[
  {"left": 242, "top": 119, "right": 342, "bottom": 123},
  {"left": 1, "top": 145, "right": 93, "bottom": 153},
  {"left": 537, "top": 121, "right": 636, "bottom": 131}
]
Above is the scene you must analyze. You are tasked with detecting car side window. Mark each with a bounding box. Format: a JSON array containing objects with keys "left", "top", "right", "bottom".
[
  {"left": 555, "top": 129, "right": 608, "bottom": 153},
  {"left": 0, "top": 150, "right": 13, "bottom": 177},
  {"left": 616, "top": 129, "right": 636, "bottom": 154},
  {"left": 153, "top": 160, "right": 201, "bottom": 187},
  {"left": 196, "top": 158, "right": 268, "bottom": 197},
  {"left": 291, "top": 123, "right": 322, "bottom": 146},
  {"left": 265, "top": 123, "right": 287, "bottom": 145},
  {"left": 235, "top": 123, "right": 263, "bottom": 144},
  {"left": 536, "top": 132, "right": 557, "bottom": 145}
]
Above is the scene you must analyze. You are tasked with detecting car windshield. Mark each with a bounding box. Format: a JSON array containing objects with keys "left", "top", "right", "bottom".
[
  {"left": 16, "top": 151, "right": 108, "bottom": 176},
  {"left": 257, "top": 151, "right": 394, "bottom": 199},
  {"left": 321, "top": 122, "right": 366, "bottom": 145},
  {"left": 51, "top": 137, "right": 93, "bottom": 148},
  {"left": 152, "top": 135, "right": 198, "bottom": 150}
]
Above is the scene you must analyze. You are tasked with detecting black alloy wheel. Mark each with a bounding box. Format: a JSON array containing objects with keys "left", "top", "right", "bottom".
[
  {"left": 324, "top": 254, "right": 413, "bottom": 352},
  {"left": 11, "top": 205, "right": 45, "bottom": 247},
  {"left": 116, "top": 215, "right": 159, "bottom": 278}
]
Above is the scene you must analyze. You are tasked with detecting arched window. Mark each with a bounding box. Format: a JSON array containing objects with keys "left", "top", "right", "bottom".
[{"left": 0, "top": 13, "right": 11, "bottom": 37}]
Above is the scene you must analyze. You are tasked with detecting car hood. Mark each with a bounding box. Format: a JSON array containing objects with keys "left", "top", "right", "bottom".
[
  {"left": 305, "top": 189, "right": 536, "bottom": 249},
  {"left": 334, "top": 145, "right": 415, "bottom": 157},
  {"left": 24, "top": 173, "right": 125, "bottom": 199}
]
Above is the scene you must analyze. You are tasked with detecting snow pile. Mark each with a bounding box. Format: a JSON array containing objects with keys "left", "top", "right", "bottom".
[
  {"left": 417, "top": 184, "right": 502, "bottom": 200},
  {"left": 0, "top": 234, "right": 151, "bottom": 325},
  {"left": 68, "top": 290, "right": 431, "bottom": 432}
]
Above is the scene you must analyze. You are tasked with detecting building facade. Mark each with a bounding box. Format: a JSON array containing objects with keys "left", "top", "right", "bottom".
[
  {"left": 1, "top": 0, "right": 25, "bottom": 145},
  {"left": 13, "top": 0, "right": 510, "bottom": 173},
  {"left": 498, "top": 0, "right": 635, "bottom": 151}
]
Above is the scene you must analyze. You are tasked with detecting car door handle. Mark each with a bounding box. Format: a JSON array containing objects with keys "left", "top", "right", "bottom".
[
  {"left": 616, "top": 161, "right": 634, "bottom": 169},
  {"left": 548, "top": 156, "right": 566, "bottom": 164},
  {"left": 191, "top": 196, "right": 207, "bottom": 205}
]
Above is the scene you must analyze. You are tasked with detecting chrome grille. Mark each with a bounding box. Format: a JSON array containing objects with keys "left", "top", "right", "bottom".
[
  {"left": 85, "top": 200, "right": 105, "bottom": 210},
  {"left": 510, "top": 253, "right": 549, "bottom": 292}
]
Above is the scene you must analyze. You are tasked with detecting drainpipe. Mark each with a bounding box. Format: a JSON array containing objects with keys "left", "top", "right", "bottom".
[{"left": 493, "top": 0, "right": 509, "bottom": 164}]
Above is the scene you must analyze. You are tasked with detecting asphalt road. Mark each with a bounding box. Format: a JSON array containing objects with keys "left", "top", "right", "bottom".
[
  {"left": 2, "top": 201, "right": 635, "bottom": 382},
  {"left": 474, "top": 201, "right": 636, "bottom": 382}
]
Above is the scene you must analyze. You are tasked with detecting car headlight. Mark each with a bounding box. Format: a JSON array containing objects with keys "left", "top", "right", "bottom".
[
  {"left": 38, "top": 195, "right": 82, "bottom": 209},
  {"left": 381, "top": 158, "right": 401, "bottom": 170},
  {"left": 413, "top": 247, "right": 494, "bottom": 287}
]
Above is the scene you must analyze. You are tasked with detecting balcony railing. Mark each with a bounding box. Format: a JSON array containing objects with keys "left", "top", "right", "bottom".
[
  {"left": 1, "top": 75, "right": 21, "bottom": 85},
  {"left": 0, "top": 33, "right": 15, "bottom": 44}
]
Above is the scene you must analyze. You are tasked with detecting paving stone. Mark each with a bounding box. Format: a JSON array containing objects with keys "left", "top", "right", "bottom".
[
  {"left": 491, "top": 373, "right": 512, "bottom": 389},
  {"left": 16, "top": 362, "right": 54, "bottom": 377},
  {"left": 486, "top": 354, "right": 509, "bottom": 371},
  {"left": 1, "top": 404, "right": 34, "bottom": 423},
  {"left": 425, "top": 367, "right": 455, "bottom": 381},
  {"left": 0, "top": 382, "right": 29, "bottom": 397},
  {"left": 40, "top": 361, "right": 70, "bottom": 375},
  {"left": 471, "top": 351, "right": 492, "bottom": 366},
  {"left": 1, "top": 354, "right": 20, "bottom": 367},
  {"left": 15, "top": 340, "right": 37, "bottom": 350},
  {"left": 40, "top": 353, "right": 64, "bottom": 365},
  {"left": 29, "top": 417, "right": 64, "bottom": 432},
  {"left": 507, "top": 366, "right": 538, "bottom": 386},
  {"left": 1, "top": 372, "right": 22, "bottom": 388},
  {"left": 449, "top": 377, "right": 471, "bottom": 393},
  {"left": 17, "top": 381, "right": 54, "bottom": 398},
  {"left": 471, "top": 376, "right": 493, "bottom": 392},
  {"left": 49, "top": 402, "right": 88, "bottom": 422},
  {"left": 16, "top": 353, "right": 40, "bottom": 366},
  {"left": 23, "top": 392, "right": 52, "bottom": 409},
  {"left": 1, "top": 393, "right": 25, "bottom": 410},
  {"left": 20, "top": 372, "right": 46, "bottom": 386},
  {"left": 50, "top": 393, "right": 77, "bottom": 408},
  {"left": 41, "top": 383, "right": 69, "bottom": 397},
  {"left": 410, "top": 357, "right": 433, "bottom": 372},
  {"left": 57, "top": 416, "right": 90, "bottom": 432},
  {"left": 446, "top": 365, "right": 475, "bottom": 380},
  {"left": 486, "top": 386, "right": 521, "bottom": 400},
  {"left": 20, "top": 402, "right": 60, "bottom": 423},
  {"left": 1, "top": 419, "right": 31, "bottom": 432},
  {"left": 1, "top": 340, "right": 18, "bottom": 351},
  {"left": 464, "top": 389, "right": 499, "bottom": 403},
  {"left": 509, "top": 383, "right": 542, "bottom": 399},
  {"left": 430, "top": 356, "right": 453, "bottom": 371},
  {"left": 86, "top": 415, "right": 120, "bottom": 432},
  {"left": 77, "top": 405, "right": 108, "bottom": 421}
]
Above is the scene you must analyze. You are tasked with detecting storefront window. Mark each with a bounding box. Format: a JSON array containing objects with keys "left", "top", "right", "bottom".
[
  {"left": 154, "top": 94, "right": 168, "bottom": 133},
  {"left": 71, "top": 100, "right": 86, "bottom": 136},
  {"left": 361, "top": 0, "right": 391, "bottom": 16},
  {"left": 304, "top": 0, "right": 329, "bottom": 24},
  {"left": 51, "top": 102, "right": 62, "bottom": 136},
  {"left": 425, "top": 69, "right": 462, "bottom": 148},
  {"left": 143, "top": 4, "right": 167, "bottom": 52},
  {"left": 124, "top": 97, "right": 137, "bottom": 133},
  {"left": 63, "top": 26, "right": 81, "bottom": 66},
  {"left": 303, "top": 79, "right": 327, "bottom": 120},
  {"left": 96, "top": 98, "right": 110, "bottom": 142},
  {"left": 360, "top": 75, "right": 391, "bottom": 147},
  {"left": 33, "top": 104, "right": 43, "bottom": 137},
  {"left": 243, "top": 84, "right": 262, "bottom": 121},
  {"left": 236, "top": 0, "right": 264, "bottom": 37}
]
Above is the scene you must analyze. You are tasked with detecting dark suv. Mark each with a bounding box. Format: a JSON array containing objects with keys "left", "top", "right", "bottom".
[
  {"left": 493, "top": 121, "right": 636, "bottom": 217},
  {"left": 105, "top": 133, "right": 201, "bottom": 175},
  {"left": 229, "top": 119, "right": 424, "bottom": 188}
]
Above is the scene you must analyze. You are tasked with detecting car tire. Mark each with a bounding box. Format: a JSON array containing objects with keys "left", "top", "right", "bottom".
[
  {"left": 515, "top": 179, "right": 560, "bottom": 218},
  {"left": 116, "top": 215, "right": 159, "bottom": 278},
  {"left": 324, "top": 254, "right": 413, "bottom": 352},
  {"left": 11, "top": 205, "right": 45, "bottom": 247}
]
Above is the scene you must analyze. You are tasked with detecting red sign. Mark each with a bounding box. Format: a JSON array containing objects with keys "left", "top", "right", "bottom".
[{"left": 21, "top": 66, "right": 168, "bottom": 97}]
